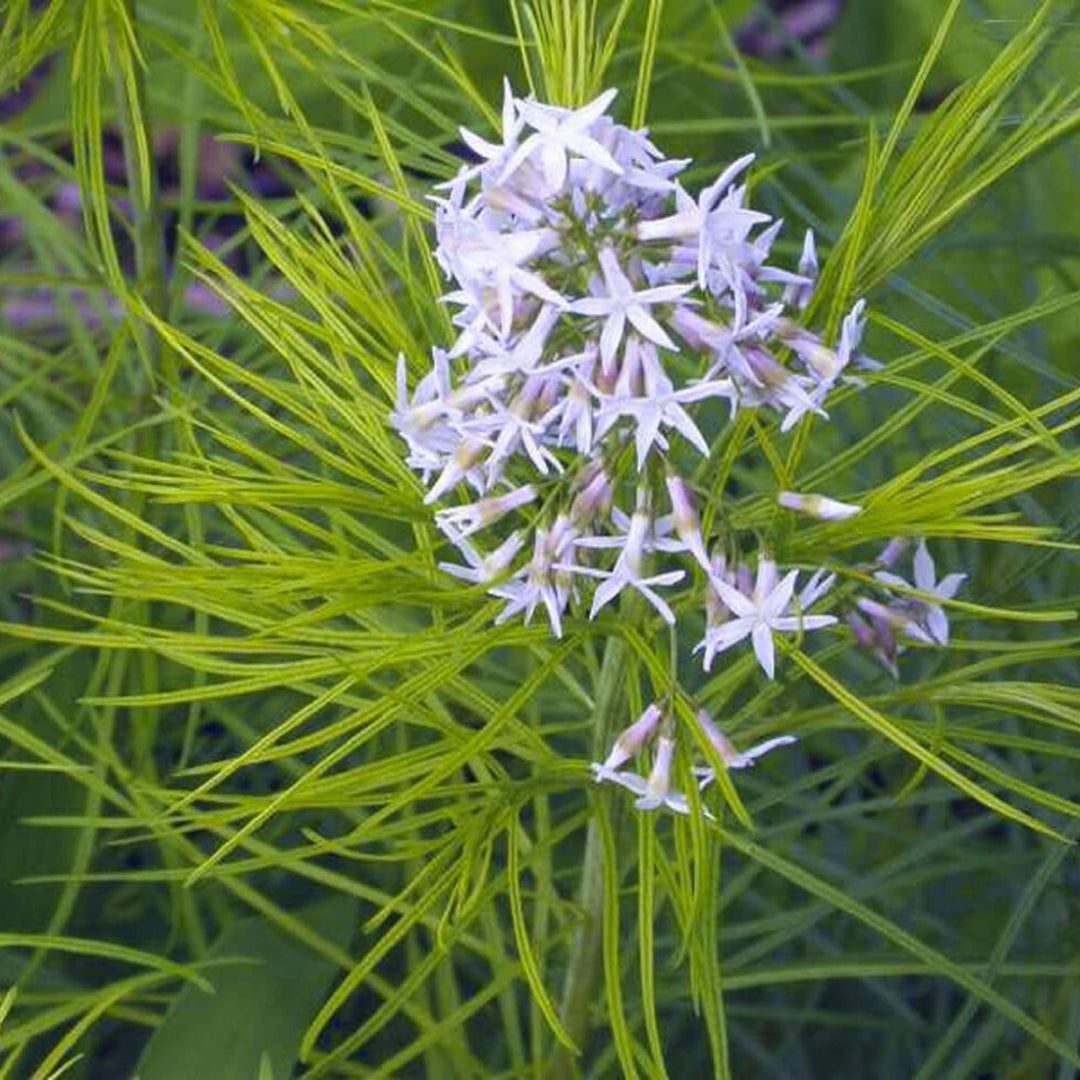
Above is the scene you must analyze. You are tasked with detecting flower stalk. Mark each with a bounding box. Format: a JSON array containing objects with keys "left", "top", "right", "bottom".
[
  {"left": 109, "top": 0, "right": 177, "bottom": 405},
  {"left": 547, "top": 634, "right": 628, "bottom": 1076}
]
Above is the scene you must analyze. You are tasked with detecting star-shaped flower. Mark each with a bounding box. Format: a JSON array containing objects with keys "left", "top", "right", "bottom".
[
  {"left": 591, "top": 763, "right": 699, "bottom": 816},
  {"left": 691, "top": 708, "right": 797, "bottom": 787},
  {"left": 451, "top": 225, "right": 565, "bottom": 338},
  {"left": 637, "top": 154, "right": 769, "bottom": 286},
  {"left": 872, "top": 539, "right": 966, "bottom": 645},
  {"left": 492, "top": 524, "right": 573, "bottom": 637},
  {"left": 783, "top": 298, "right": 868, "bottom": 389},
  {"left": 392, "top": 351, "right": 471, "bottom": 481},
  {"left": 540, "top": 347, "right": 598, "bottom": 455},
  {"left": 501, "top": 88, "right": 625, "bottom": 191},
  {"left": 696, "top": 557, "right": 836, "bottom": 678},
  {"left": 592, "top": 735, "right": 704, "bottom": 816},
  {"left": 727, "top": 347, "right": 827, "bottom": 433},
  {"left": 424, "top": 433, "right": 488, "bottom": 504},
  {"left": 452, "top": 78, "right": 523, "bottom": 183},
  {"left": 439, "top": 531, "right": 525, "bottom": 585},
  {"left": 594, "top": 362, "right": 733, "bottom": 469},
  {"left": 561, "top": 494, "right": 684, "bottom": 624},
  {"left": 463, "top": 377, "right": 562, "bottom": 485},
  {"left": 434, "top": 484, "right": 538, "bottom": 540},
  {"left": 467, "top": 304, "right": 561, "bottom": 378},
  {"left": 570, "top": 247, "right": 693, "bottom": 371}
]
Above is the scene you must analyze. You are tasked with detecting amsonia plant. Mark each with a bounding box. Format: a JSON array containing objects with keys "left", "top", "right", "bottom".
[{"left": 0, "top": 1, "right": 1079, "bottom": 1078}]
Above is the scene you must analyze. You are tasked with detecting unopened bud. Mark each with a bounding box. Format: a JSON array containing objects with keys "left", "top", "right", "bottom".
[
  {"left": 778, "top": 491, "right": 861, "bottom": 521},
  {"left": 847, "top": 606, "right": 900, "bottom": 678},
  {"left": 877, "top": 537, "right": 909, "bottom": 568},
  {"left": 569, "top": 467, "right": 613, "bottom": 531},
  {"left": 599, "top": 703, "right": 663, "bottom": 773},
  {"left": 846, "top": 609, "right": 875, "bottom": 649},
  {"left": 636, "top": 735, "right": 675, "bottom": 810},
  {"left": 665, "top": 472, "right": 710, "bottom": 569},
  {"left": 856, "top": 598, "right": 927, "bottom": 646}
]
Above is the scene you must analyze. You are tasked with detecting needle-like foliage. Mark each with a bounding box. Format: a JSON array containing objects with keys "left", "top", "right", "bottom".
[{"left": 1, "top": 1, "right": 1079, "bottom": 1077}]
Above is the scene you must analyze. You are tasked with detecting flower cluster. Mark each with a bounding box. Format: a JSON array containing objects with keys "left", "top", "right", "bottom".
[
  {"left": 592, "top": 701, "right": 797, "bottom": 816},
  {"left": 394, "top": 83, "right": 858, "bottom": 638},
  {"left": 392, "top": 83, "right": 967, "bottom": 812},
  {"left": 847, "top": 538, "right": 967, "bottom": 677}
]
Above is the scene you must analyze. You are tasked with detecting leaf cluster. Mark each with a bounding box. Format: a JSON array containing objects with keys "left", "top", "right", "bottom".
[{"left": 0, "top": 1, "right": 1078, "bottom": 1077}]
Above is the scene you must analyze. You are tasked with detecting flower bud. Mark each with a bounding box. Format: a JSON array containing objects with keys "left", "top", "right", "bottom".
[
  {"left": 598, "top": 703, "right": 663, "bottom": 773},
  {"left": 856, "top": 598, "right": 931, "bottom": 647},
  {"left": 665, "top": 472, "right": 709, "bottom": 570},
  {"left": 569, "top": 467, "right": 612, "bottom": 531},
  {"left": 846, "top": 607, "right": 899, "bottom": 678},
  {"left": 778, "top": 491, "right": 861, "bottom": 521},
  {"left": 636, "top": 734, "right": 675, "bottom": 810},
  {"left": 877, "top": 537, "right": 909, "bottom": 568}
]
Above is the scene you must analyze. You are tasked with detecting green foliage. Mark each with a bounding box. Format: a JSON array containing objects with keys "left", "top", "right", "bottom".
[
  {"left": 136, "top": 897, "right": 356, "bottom": 1079},
  {"left": 1, "top": 0, "right": 1079, "bottom": 1076}
]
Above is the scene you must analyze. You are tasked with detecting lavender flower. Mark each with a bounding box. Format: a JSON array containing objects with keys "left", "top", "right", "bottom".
[
  {"left": 392, "top": 84, "right": 873, "bottom": 648},
  {"left": 592, "top": 702, "right": 797, "bottom": 816},
  {"left": 696, "top": 556, "right": 837, "bottom": 678},
  {"left": 869, "top": 540, "right": 966, "bottom": 645},
  {"left": 778, "top": 491, "right": 862, "bottom": 520},
  {"left": 691, "top": 708, "right": 798, "bottom": 788},
  {"left": 387, "top": 82, "right": 980, "bottom": 817}
]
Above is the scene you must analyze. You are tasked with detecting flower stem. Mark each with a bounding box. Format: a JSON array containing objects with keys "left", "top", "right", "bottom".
[
  {"left": 110, "top": 0, "right": 171, "bottom": 390},
  {"left": 546, "top": 634, "right": 627, "bottom": 1078}
]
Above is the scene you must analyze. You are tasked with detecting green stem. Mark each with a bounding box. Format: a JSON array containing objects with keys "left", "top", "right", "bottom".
[
  {"left": 108, "top": 0, "right": 203, "bottom": 956},
  {"left": 546, "top": 635, "right": 628, "bottom": 1079},
  {"left": 110, "top": 0, "right": 170, "bottom": 390}
]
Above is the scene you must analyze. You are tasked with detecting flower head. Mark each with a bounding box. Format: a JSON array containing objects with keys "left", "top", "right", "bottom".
[
  {"left": 692, "top": 708, "right": 797, "bottom": 787},
  {"left": 871, "top": 540, "right": 966, "bottom": 645},
  {"left": 501, "top": 88, "right": 624, "bottom": 191},
  {"left": 591, "top": 702, "right": 797, "bottom": 816},
  {"left": 696, "top": 556, "right": 836, "bottom": 678},
  {"left": 392, "top": 80, "right": 869, "bottom": 649}
]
